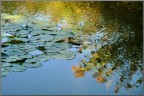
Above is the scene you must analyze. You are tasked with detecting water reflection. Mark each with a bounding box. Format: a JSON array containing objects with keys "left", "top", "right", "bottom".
[{"left": 1, "top": 1, "right": 143, "bottom": 95}]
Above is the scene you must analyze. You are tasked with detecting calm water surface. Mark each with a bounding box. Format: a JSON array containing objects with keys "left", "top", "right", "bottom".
[{"left": 1, "top": 1, "right": 143, "bottom": 95}]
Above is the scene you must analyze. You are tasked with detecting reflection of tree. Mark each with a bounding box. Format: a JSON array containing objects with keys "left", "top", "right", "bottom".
[{"left": 72, "top": 37, "right": 143, "bottom": 93}]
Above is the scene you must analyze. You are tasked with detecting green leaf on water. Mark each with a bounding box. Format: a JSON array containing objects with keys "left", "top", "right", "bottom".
[
  {"left": 49, "top": 50, "right": 76, "bottom": 60},
  {"left": 3, "top": 55, "right": 23, "bottom": 62},
  {"left": 1, "top": 67, "right": 10, "bottom": 77},
  {"left": 45, "top": 42, "right": 72, "bottom": 50},
  {"left": 30, "top": 34, "right": 54, "bottom": 42},
  {"left": 34, "top": 55, "right": 50, "bottom": 62},
  {"left": 22, "top": 62, "right": 42, "bottom": 68},
  {"left": 2, "top": 24, "right": 23, "bottom": 32},
  {"left": 30, "top": 30, "right": 48, "bottom": 36},
  {"left": 1, "top": 62, "right": 12, "bottom": 67},
  {"left": 25, "top": 58, "right": 38, "bottom": 63},
  {"left": 19, "top": 54, "right": 33, "bottom": 59},
  {"left": 5, "top": 65, "right": 26, "bottom": 72}
]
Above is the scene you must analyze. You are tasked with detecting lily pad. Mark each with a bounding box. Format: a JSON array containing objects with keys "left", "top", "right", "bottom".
[
  {"left": 45, "top": 46, "right": 62, "bottom": 53},
  {"left": 2, "top": 32, "right": 13, "bottom": 37},
  {"left": 54, "top": 35, "right": 69, "bottom": 41},
  {"left": 49, "top": 50, "right": 75, "bottom": 60},
  {"left": 45, "top": 42, "right": 72, "bottom": 50},
  {"left": 46, "top": 49, "right": 61, "bottom": 53},
  {"left": 3, "top": 48, "right": 26, "bottom": 56},
  {"left": 34, "top": 55, "right": 50, "bottom": 62},
  {"left": 30, "top": 30, "right": 47, "bottom": 36},
  {"left": 17, "top": 44, "right": 37, "bottom": 52},
  {"left": 1, "top": 53, "right": 9, "bottom": 59},
  {"left": 25, "top": 58, "right": 38, "bottom": 63},
  {"left": 46, "top": 31, "right": 74, "bottom": 37},
  {"left": 19, "top": 54, "right": 33, "bottom": 59},
  {"left": 2, "top": 24, "right": 23, "bottom": 33},
  {"left": 5, "top": 64, "right": 27, "bottom": 72},
  {"left": 22, "top": 62, "right": 42, "bottom": 68},
  {"left": 42, "top": 27, "right": 58, "bottom": 31},
  {"left": 1, "top": 67, "right": 10, "bottom": 77},
  {"left": 30, "top": 34, "right": 54, "bottom": 42},
  {"left": 2, "top": 55, "right": 23, "bottom": 62},
  {"left": 1, "top": 62, "right": 12, "bottom": 67},
  {"left": 3, "top": 38, "right": 25, "bottom": 44},
  {"left": 13, "top": 37, "right": 29, "bottom": 42},
  {"left": 16, "top": 30, "right": 30, "bottom": 37}
]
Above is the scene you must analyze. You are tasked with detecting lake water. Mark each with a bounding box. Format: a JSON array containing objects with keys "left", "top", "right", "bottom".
[
  {"left": 2, "top": 53, "right": 143, "bottom": 95},
  {"left": 1, "top": 1, "right": 143, "bottom": 95}
]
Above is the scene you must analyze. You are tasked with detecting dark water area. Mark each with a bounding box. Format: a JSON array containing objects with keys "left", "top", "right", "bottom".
[{"left": 1, "top": 1, "right": 143, "bottom": 95}]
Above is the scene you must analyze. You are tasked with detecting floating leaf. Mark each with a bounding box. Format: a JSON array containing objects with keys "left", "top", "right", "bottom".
[
  {"left": 19, "top": 54, "right": 33, "bottom": 59},
  {"left": 11, "top": 64, "right": 27, "bottom": 71},
  {"left": 1, "top": 67, "right": 10, "bottom": 77},
  {"left": 30, "top": 30, "right": 48, "bottom": 36},
  {"left": 30, "top": 34, "right": 54, "bottom": 42},
  {"left": 17, "top": 30, "right": 30, "bottom": 37},
  {"left": 4, "top": 39, "right": 25, "bottom": 44},
  {"left": 2, "top": 24, "right": 23, "bottom": 32},
  {"left": 3, "top": 55, "right": 23, "bottom": 62},
  {"left": 34, "top": 55, "right": 49, "bottom": 62},
  {"left": 45, "top": 42, "right": 72, "bottom": 50},
  {"left": 49, "top": 50, "right": 75, "bottom": 60},
  {"left": 1, "top": 53, "right": 9, "bottom": 59},
  {"left": 4, "top": 48, "right": 26, "bottom": 56},
  {"left": 18, "top": 44, "right": 37, "bottom": 52},
  {"left": 5, "top": 66, "right": 26, "bottom": 72},
  {"left": 25, "top": 58, "right": 38, "bottom": 63},
  {"left": 13, "top": 37, "right": 29, "bottom": 42},
  {"left": 22, "top": 62, "right": 42, "bottom": 68},
  {"left": 1, "top": 62, "right": 12, "bottom": 67},
  {"left": 54, "top": 35, "right": 69, "bottom": 41}
]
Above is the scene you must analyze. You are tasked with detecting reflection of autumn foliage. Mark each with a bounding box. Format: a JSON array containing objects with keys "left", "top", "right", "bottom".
[
  {"left": 73, "top": 43, "right": 143, "bottom": 93},
  {"left": 74, "top": 70, "right": 85, "bottom": 78},
  {"left": 96, "top": 75, "right": 106, "bottom": 83},
  {"left": 72, "top": 66, "right": 85, "bottom": 77}
]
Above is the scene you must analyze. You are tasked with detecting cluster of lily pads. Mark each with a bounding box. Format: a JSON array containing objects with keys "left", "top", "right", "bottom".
[{"left": 1, "top": 13, "right": 81, "bottom": 77}]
